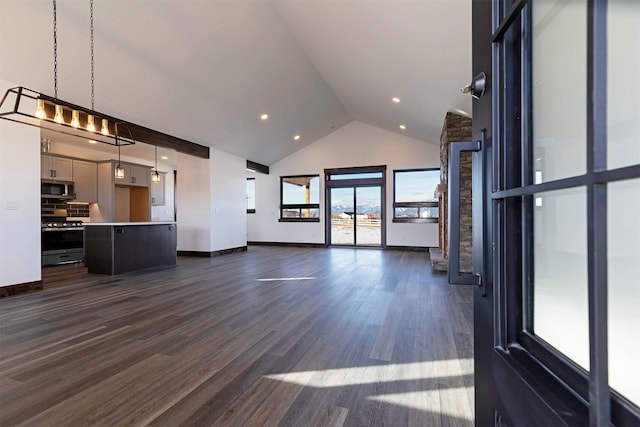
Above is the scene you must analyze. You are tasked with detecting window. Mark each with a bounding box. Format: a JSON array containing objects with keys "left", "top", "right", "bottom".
[
  {"left": 393, "top": 169, "right": 440, "bottom": 222},
  {"left": 246, "top": 178, "right": 255, "bottom": 213},
  {"left": 279, "top": 175, "right": 320, "bottom": 222}
]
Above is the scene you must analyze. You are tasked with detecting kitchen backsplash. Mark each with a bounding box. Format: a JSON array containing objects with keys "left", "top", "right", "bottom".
[
  {"left": 41, "top": 200, "right": 90, "bottom": 218},
  {"left": 66, "top": 204, "right": 90, "bottom": 217}
]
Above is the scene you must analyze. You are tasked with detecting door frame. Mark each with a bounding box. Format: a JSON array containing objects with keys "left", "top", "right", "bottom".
[{"left": 324, "top": 165, "right": 386, "bottom": 248}]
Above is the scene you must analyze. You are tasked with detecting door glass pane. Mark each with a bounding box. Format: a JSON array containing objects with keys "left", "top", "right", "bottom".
[
  {"left": 355, "top": 187, "right": 381, "bottom": 246},
  {"left": 608, "top": 179, "right": 640, "bottom": 405},
  {"left": 330, "top": 187, "right": 354, "bottom": 245},
  {"left": 532, "top": 0, "right": 586, "bottom": 182},
  {"left": 607, "top": 0, "right": 640, "bottom": 170},
  {"left": 533, "top": 186, "right": 589, "bottom": 369}
]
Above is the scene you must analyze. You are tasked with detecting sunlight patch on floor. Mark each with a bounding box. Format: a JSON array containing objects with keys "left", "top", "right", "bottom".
[
  {"left": 369, "top": 388, "right": 474, "bottom": 422},
  {"left": 256, "top": 277, "right": 317, "bottom": 282},
  {"left": 265, "top": 359, "right": 473, "bottom": 388}
]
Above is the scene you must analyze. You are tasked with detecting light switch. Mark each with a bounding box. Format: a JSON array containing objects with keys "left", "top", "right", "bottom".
[
  {"left": 215, "top": 208, "right": 222, "bottom": 214},
  {"left": 4, "top": 200, "right": 19, "bottom": 210}
]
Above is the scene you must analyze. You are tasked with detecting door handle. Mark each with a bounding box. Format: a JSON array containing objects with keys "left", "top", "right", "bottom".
[{"left": 448, "top": 139, "right": 482, "bottom": 286}]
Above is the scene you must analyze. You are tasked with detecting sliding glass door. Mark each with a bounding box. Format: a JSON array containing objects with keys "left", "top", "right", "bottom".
[
  {"left": 325, "top": 166, "right": 385, "bottom": 247},
  {"left": 329, "top": 186, "right": 382, "bottom": 246}
]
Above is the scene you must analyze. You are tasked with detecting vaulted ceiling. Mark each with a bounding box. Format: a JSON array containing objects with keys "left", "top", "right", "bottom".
[{"left": 0, "top": 0, "right": 472, "bottom": 166}]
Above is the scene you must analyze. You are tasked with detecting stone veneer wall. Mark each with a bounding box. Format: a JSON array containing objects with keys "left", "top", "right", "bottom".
[{"left": 438, "top": 112, "right": 473, "bottom": 273}]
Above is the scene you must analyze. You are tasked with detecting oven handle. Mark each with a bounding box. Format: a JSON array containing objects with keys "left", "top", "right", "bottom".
[{"left": 42, "top": 227, "right": 85, "bottom": 232}]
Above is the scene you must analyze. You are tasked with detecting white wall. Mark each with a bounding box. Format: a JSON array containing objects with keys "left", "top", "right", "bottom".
[
  {"left": 176, "top": 153, "right": 213, "bottom": 252},
  {"left": 211, "top": 150, "right": 247, "bottom": 251},
  {"left": 248, "top": 121, "right": 440, "bottom": 247},
  {"left": 0, "top": 80, "right": 41, "bottom": 287},
  {"left": 177, "top": 148, "right": 247, "bottom": 253}
]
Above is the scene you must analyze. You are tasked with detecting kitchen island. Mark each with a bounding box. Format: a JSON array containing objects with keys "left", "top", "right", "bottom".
[{"left": 84, "top": 222, "right": 177, "bottom": 275}]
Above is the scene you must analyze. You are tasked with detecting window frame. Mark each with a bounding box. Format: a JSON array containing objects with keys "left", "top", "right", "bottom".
[
  {"left": 392, "top": 168, "right": 440, "bottom": 223},
  {"left": 279, "top": 174, "right": 320, "bottom": 222},
  {"left": 246, "top": 177, "right": 255, "bottom": 214}
]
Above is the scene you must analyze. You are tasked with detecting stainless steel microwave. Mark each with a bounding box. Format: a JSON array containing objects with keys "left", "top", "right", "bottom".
[{"left": 41, "top": 180, "right": 75, "bottom": 199}]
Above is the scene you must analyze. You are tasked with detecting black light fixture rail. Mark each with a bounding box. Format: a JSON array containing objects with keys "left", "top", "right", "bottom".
[{"left": 0, "top": 86, "right": 210, "bottom": 158}]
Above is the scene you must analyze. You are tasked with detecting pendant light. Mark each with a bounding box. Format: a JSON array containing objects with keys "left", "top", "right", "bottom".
[
  {"left": 101, "top": 118, "right": 109, "bottom": 135},
  {"left": 151, "top": 145, "right": 161, "bottom": 183},
  {"left": 114, "top": 122, "right": 125, "bottom": 179},
  {"left": 54, "top": 104, "right": 64, "bottom": 123},
  {"left": 87, "top": 114, "right": 96, "bottom": 132},
  {"left": 115, "top": 145, "right": 125, "bottom": 179},
  {"left": 71, "top": 110, "right": 80, "bottom": 127},
  {"left": 36, "top": 99, "right": 46, "bottom": 119}
]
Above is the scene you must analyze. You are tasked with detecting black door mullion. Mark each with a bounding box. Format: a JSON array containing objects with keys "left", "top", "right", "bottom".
[
  {"left": 352, "top": 188, "right": 357, "bottom": 245},
  {"left": 586, "top": 0, "right": 610, "bottom": 425}
]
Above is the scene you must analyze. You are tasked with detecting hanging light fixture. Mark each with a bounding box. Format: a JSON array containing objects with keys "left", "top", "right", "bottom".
[
  {"left": 0, "top": 0, "right": 209, "bottom": 159},
  {"left": 151, "top": 145, "right": 161, "bottom": 183},
  {"left": 115, "top": 148, "right": 125, "bottom": 179},
  {"left": 114, "top": 123, "right": 125, "bottom": 179},
  {"left": 0, "top": 0, "right": 133, "bottom": 147},
  {"left": 113, "top": 121, "right": 134, "bottom": 179}
]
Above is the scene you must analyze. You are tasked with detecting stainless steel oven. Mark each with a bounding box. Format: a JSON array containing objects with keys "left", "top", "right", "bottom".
[{"left": 41, "top": 220, "right": 84, "bottom": 266}]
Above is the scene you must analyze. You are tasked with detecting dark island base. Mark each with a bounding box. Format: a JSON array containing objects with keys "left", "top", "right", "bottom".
[{"left": 84, "top": 223, "right": 177, "bottom": 275}]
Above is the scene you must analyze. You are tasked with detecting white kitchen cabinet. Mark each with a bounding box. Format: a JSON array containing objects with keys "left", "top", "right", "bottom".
[
  {"left": 41, "top": 155, "right": 73, "bottom": 181},
  {"left": 73, "top": 159, "right": 98, "bottom": 202},
  {"left": 97, "top": 160, "right": 152, "bottom": 222},
  {"left": 116, "top": 163, "right": 150, "bottom": 187},
  {"left": 150, "top": 172, "right": 166, "bottom": 206}
]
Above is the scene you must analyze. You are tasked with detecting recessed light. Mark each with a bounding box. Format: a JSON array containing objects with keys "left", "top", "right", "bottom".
[
  {"left": 399, "top": 124, "right": 407, "bottom": 130},
  {"left": 88, "top": 139, "right": 97, "bottom": 144},
  {"left": 260, "top": 113, "right": 269, "bottom": 120},
  {"left": 293, "top": 134, "right": 301, "bottom": 141},
  {"left": 161, "top": 155, "right": 168, "bottom": 160},
  {"left": 392, "top": 97, "right": 400, "bottom": 103}
]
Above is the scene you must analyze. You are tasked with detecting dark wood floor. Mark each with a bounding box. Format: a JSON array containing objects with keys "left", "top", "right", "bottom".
[{"left": 0, "top": 246, "right": 474, "bottom": 426}]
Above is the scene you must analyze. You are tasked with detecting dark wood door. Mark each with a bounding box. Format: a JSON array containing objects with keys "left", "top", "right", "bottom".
[{"left": 453, "top": 1, "right": 640, "bottom": 426}]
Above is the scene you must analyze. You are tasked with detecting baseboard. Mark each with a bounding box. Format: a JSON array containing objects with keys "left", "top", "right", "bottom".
[
  {"left": 248, "top": 241, "right": 326, "bottom": 248},
  {"left": 248, "top": 242, "right": 431, "bottom": 251},
  {"left": 0, "top": 280, "right": 44, "bottom": 298},
  {"left": 385, "top": 245, "right": 431, "bottom": 252},
  {"left": 177, "top": 246, "right": 248, "bottom": 258}
]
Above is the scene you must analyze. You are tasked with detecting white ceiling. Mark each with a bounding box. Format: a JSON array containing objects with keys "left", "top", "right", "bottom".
[{"left": 0, "top": 0, "right": 472, "bottom": 166}]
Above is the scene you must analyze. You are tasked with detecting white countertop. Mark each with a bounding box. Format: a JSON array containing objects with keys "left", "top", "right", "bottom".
[{"left": 83, "top": 222, "right": 176, "bottom": 226}]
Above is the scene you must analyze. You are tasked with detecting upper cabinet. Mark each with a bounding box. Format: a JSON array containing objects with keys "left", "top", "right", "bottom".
[
  {"left": 97, "top": 160, "right": 153, "bottom": 222},
  {"left": 41, "top": 155, "right": 73, "bottom": 181},
  {"left": 150, "top": 172, "right": 166, "bottom": 206},
  {"left": 116, "top": 163, "right": 150, "bottom": 187},
  {"left": 73, "top": 159, "right": 98, "bottom": 203}
]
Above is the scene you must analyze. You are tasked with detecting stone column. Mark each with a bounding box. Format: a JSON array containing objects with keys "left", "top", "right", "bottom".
[{"left": 436, "top": 112, "right": 473, "bottom": 273}]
